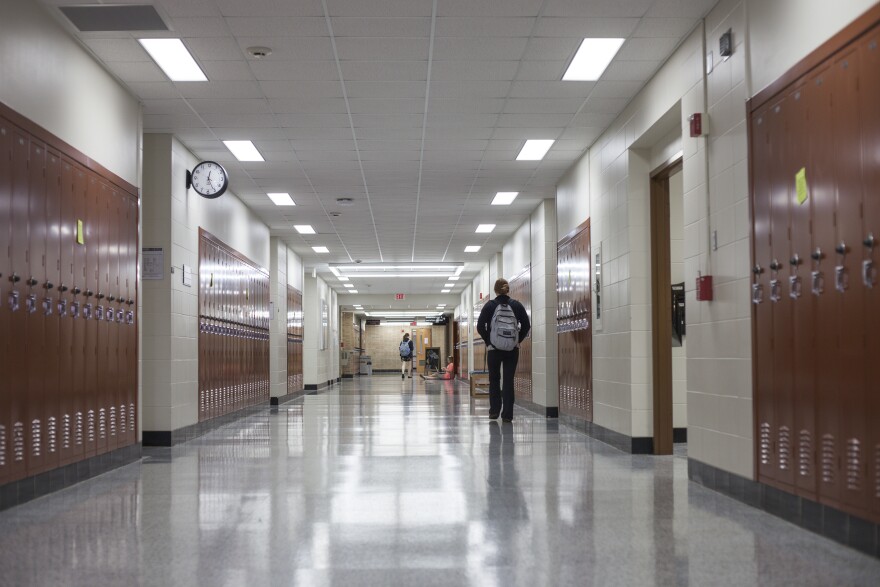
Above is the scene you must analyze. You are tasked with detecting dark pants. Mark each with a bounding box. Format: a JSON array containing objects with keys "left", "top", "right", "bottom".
[{"left": 487, "top": 348, "right": 519, "bottom": 419}]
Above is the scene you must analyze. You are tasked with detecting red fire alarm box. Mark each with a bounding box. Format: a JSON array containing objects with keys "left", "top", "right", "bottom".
[
  {"left": 689, "top": 113, "right": 703, "bottom": 137},
  {"left": 696, "top": 274, "right": 713, "bottom": 301}
]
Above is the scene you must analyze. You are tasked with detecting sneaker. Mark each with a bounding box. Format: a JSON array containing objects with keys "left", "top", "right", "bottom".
[
  {"left": 502, "top": 417, "right": 513, "bottom": 423},
  {"left": 402, "top": 374, "right": 405, "bottom": 379},
  {"left": 488, "top": 412, "right": 499, "bottom": 420}
]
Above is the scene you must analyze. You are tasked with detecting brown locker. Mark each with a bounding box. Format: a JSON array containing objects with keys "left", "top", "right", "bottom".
[
  {"left": 82, "top": 176, "right": 100, "bottom": 458},
  {"left": 57, "top": 159, "right": 76, "bottom": 464},
  {"left": 510, "top": 268, "right": 532, "bottom": 402},
  {"left": 105, "top": 189, "right": 120, "bottom": 452},
  {"left": 42, "top": 150, "right": 62, "bottom": 471},
  {"left": 858, "top": 25, "right": 880, "bottom": 519},
  {"left": 123, "top": 196, "right": 138, "bottom": 445},
  {"left": 0, "top": 121, "right": 12, "bottom": 484},
  {"left": 786, "top": 83, "right": 818, "bottom": 498},
  {"left": 71, "top": 166, "right": 89, "bottom": 463},
  {"left": 94, "top": 181, "right": 110, "bottom": 455},
  {"left": 9, "top": 129, "right": 31, "bottom": 482},
  {"left": 751, "top": 104, "right": 778, "bottom": 483},
  {"left": 830, "top": 49, "right": 869, "bottom": 512},
  {"left": 557, "top": 222, "right": 592, "bottom": 422}
]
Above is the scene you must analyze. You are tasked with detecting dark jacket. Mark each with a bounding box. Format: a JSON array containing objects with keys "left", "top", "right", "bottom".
[{"left": 476, "top": 294, "right": 531, "bottom": 348}]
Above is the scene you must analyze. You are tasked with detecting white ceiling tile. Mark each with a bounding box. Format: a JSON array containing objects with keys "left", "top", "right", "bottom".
[
  {"left": 570, "top": 111, "right": 619, "bottom": 127},
  {"left": 260, "top": 81, "right": 343, "bottom": 99},
  {"left": 590, "top": 80, "right": 645, "bottom": 99},
  {"left": 170, "top": 17, "right": 230, "bottom": 37},
  {"left": 349, "top": 98, "right": 425, "bottom": 115},
  {"left": 328, "top": 0, "right": 433, "bottom": 18},
  {"left": 521, "top": 37, "right": 582, "bottom": 61},
  {"left": 330, "top": 17, "right": 430, "bottom": 37},
  {"left": 84, "top": 38, "right": 149, "bottom": 61},
  {"left": 430, "top": 99, "right": 504, "bottom": 114},
  {"left": 335, "top": 37, "right": 429, "bottom": 61},
  {"left": 646, "top": 0, "right": 717, "bottom": 18},
  {"left": 214, "top": 0, "right": 324, "bottom": 16},
  {"left": 250, "top": 61, "right": 340, "bottom": 81},
  {"left": 508, "top": 80, "right": 595, "bottom": 99},
  {"left": 200, "top": 61, "right": 254, "bottom": 81},
  {"left": 177, "top": 81, "right": 264, "bottom": 99},
  {"left": 429, "top": 80, "right": 510, "bottom": 99},
  {"left": 633, "top": 17, "right": 699, "bottom": 38},
  {"left": 276, "top": 113, "right": 352, "bottom": 127},
  {"left": 601, "top": 60, "right": 663, "bottom": 81},
  {"left": 340, "top": 61, "right": 427, "bottom": 81},
  {"left": 185, "top": 37, "right": 244, "bottom": 61},
  {"left": 543, "top": 0, "right": 653, "bottom": 18},
  {"left": 433, "top": 37, "right": 529, "bottom": 62},
  {"left": 503, "top": 98, "right": 584, "bottom": 114},
  {"left": 496, "top": 113, "right": 571, "bottom": 127},
  {"left": 268, "top": 98, "right": 348, "bottom": 113},
  {"left": 127, "top": 82, "right": 180, "bottom": 99},
  {"left": 618, "top": 37, "right": 683, "bottom": 60},
  {"left": 431, "top": 60, "right": 519, "bottom": 82},
  {"left": 438, "top": 0, "right": 544, "bottom": 17},
  {"left": 514, "top": 60, "right": 567, "bottom": 81},
  {"left": 533, "top": 17, "right": 640, "bottom": 37},
  {"left": 111, "top": 61, "right": 166, "bottom": 83},
  {"left": 346, "top": 81, "right": 425, "bottom": 99},
  {"left": 225, "top": 17, "right": 328, "bottom": 37}
]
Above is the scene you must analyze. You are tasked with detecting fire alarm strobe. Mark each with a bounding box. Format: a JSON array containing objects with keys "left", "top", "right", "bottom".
[
  {"left": 696, "top": 273, "right": 714, "bottom": 301},
  {"left": 689, "top": 113, "right": 705, "bottom": 138}
]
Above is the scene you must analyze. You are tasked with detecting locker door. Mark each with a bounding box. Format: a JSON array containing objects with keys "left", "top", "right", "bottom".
[
  {"left": 859, "top": 25, "right": 880, "bottom": 521},
  {"left": 26, "top": 138, "right": 48, "bottom": 475},
  {"left": 57, "top": 159, "right": 76, "bottom": 463},
  {"left": 124, "top": 196, "right": 138, "bottom": 445},
  {"left": 116, "top": 194, "right": 128, "bottom": 447},
  {"left": 830, "top": 49, "right": 868, "bottom": 513},
  {"left": 751, "top": 105, "right": 777, "bottom": 482},
  {"left": 42, "top": 150, "right": 62, "bottom": 471},
  {"left": 0, "top": 120, "right": 12, "bottom": 484},
  {"left": 786, "top": 84, "right": 818, "bottom": 498},
  {"left": 8, "top": 130, "right": 28, "bottom": 480},
  {"left": 94, "top": 181, "right": 110, "bottom": 454},
  {"left": 106, "top": 190, "right": 120, "bottom": 451},
  {"left": 71, "top": 166, "right": 89, "bottom": 462},
  {"left": 83, "top": 176, "right": 100, "bottom": 458}
]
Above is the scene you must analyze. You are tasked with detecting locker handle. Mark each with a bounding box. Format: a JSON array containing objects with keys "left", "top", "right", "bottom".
[
  {"left": 59, "top": 284, "right": 68, "bottom": 292},
  {"left": 811, "top": 248, "right": 824, "bottom": 261},
  {"left": 836, "top": 241, "right": 848, "bottom": 255},
  {"left": 26, "top": 277, "right": 37, "bottom": 286},
  {"left": 96, "top": 292, "right": 104, "bottom": 299},
  {"left": 770, "top": 260, "right": 782, "bottom": 271},
  {"left": 9, "top": 273, "right": 20, "bottom": 282},
  {"left": 44, "top": 281, "right": 53, "bottom": 290},
  {"left": 753, "top": 264, "right": 763, "bottom": 275},
  {"left": 108, "top": 295, "right": 116, "bottom": 302},
  {"left": 85, "top": 290, "right": 93, "bottom": 297},
  {"left": 864, "top": 234, "right": 876, "bottom": 250},
  {"left": 789, "top": 254, "right": 801, "bottom": 267},
  {"left": 72, "top": 287, "right": 81, "bottom": 295},
  {"left": 126, "top": 299, "right": 134, "bottom": 306}
]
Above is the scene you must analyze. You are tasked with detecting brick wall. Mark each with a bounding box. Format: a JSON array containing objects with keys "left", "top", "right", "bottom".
[{"left": 364, "top": 324, "right": 448, "bottom": 371}]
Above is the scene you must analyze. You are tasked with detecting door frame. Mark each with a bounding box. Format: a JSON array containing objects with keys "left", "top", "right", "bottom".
[{"left": 649, "top": 155, "right": 683, "bottom": 455}]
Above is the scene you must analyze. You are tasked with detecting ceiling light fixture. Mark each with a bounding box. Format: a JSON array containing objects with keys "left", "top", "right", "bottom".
[
  {"left": 492, "top": 192, "right": 518, "bottom": 206},
  {"left": 344, "top": 283, "right": 354, "bottom": 288},
  {"left": 267, "top": 192, "right": 295, "bottom": 206},
  {"left": 349, "top": 290, "right": 359, "bottom": 293},
  {"left": 338, "top": 276, "right": 349, "bottom": 282},
  {"left": 441, "top": 289, "right": 451, "bottom": 293},
  {"left": 333, "top": 264, "right": 461, "bottom": 272},
  {"left": 475, "top": 224, "right": 496, "bottom": 233},
  {"left": 448, "top": 276, "right": 460, "bottom": 281},
  {"left": 295, "top": 225, "right": 316, "bottom": 234},
  {"left": 444, "top": 283, "right": 454, "bottom": 288},
  {"left": 464, "top": 246, "right": 481, "bottom": 253},
  {"left": 312, "top": 246, "right": 329, "bottom": 253},
  {"left": 516, "top": 140, "right": 555, "bottom": 161},
  {"left": 223, "top": 140, "right": 264, "bottom": 162},
  {"left": 563, "top": 38, "right": 625, "bottom": 81},
  {"left": 138, "top": 38, "right": 207, "bottom": 82},
  {"left": 339, "top": 273, "right": 456, "bottom": 278}
]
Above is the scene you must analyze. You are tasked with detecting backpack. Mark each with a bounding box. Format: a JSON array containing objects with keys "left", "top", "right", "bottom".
[
  {"left": 489, "top": 301, "right": 519, "bottom": 351},
  {"left": 399, "top": 340, "right": 412, "bottom": 357}
]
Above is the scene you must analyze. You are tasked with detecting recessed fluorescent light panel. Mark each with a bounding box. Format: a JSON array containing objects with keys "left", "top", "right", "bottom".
[
  {"left": 492, "top": 192, "right": 518, "bottom": 206},
  {"left": 563, "top": 38, "right": 625, "bottom": 81},
  {"left": 516, "top": 139, "right": 555, "bottom": 161},
  {"left": 475, "top": 224, "right": 496, "bottom": 233},
  {"left": 344, "top": 283, "right": 354, "bottom": 288},
  {"left": 312, "top": 246, "right": 329, "bottom": 253},
  {"left": 267, "top": 192, "right": 295, "bottom": 206},
  {"left": 294, "top": 225, "right": 315, "bottom": 234},
  {"left": 441, "top": 289, "right": 450, "bottom": 293},
  {"left": 350, "top": 290, "right": 358, "bottom": 293},
  {"left": 444, "top": 283, "right": 454, "bottom": 288},
  {"left": 223, "top": 140, "right": 264, "bottom": 162},
  {"left": 464, "top": 246, "right": 481, "bottom": 253},
  {"left": 338, "top": 276, "right": 349, "bottom": 282},
  {"left": 448, "top": 276, "right": 460, "bottom": 281},
  {"left": 138, "top": 39, "right": 206, "bottom": 81}
]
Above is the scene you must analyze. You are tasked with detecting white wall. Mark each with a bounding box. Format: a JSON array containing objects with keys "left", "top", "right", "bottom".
[
  {"left": 269, "top": 239, "right": 288, "bottom": 398},
  {"left": 303, "top": 274, "right": 339, "bottom": 387},
  {"left": 141, "top": 135, "right": 271, "bottom": 432},
  {"left": 556, "top": 151, "right": 591, "bottom": 240},
  {"left": 503, "top": 219, "right": 532, "bottom": 281},
  {"left": 669, "top": 171, "right": 687, "bottom": 429},
  {"left": 529, "top": 200, "right": 559, "bottom": 410},
  {"left": 0, "top": 0, "right": 140, "bottom": 186}
]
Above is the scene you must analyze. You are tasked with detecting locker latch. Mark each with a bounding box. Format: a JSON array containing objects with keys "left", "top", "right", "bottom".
[
  {"left": 126, "top": 310, "right": 134, "bottom": 325},
  {"left": 789, "top": 254, "right": 802, "bottom": 299},
  {"left": 95, "top": 305, "right": 104, "bottom": 321},
  {"left": 57, "top": 299, "right": 67, "bottom": 317},
  {"left": 42, "top": 297, "right": 52, "bottom": 316},
  {"left": 116, "top": 309, "right": 125, "bottom": 322},
  {"left": 83, "top": 303, "right": 92, "bottom": 320},
  {"left": 835, "top": 241, "right": 848, "bottom": 293},
  {"left": 810, "top": 248, "right": 824, "bottom": 296},
  {"left": 8, "top": 290, "right": 20, "bottom": 312},
  {"left": 106, "top": 306, "right": 114, "bottom": 322},
  {"left": 751, "top": 264, "right": 764, "bottom": 304},
  {"left": 70, "top": 301, "right": 80, "bottom": 318},
  {"left": 863, "top": 259, "right": 875, "bottom": 289},
  {"left": 769, "top": 259, "right": 781, "bottom": 303},
  {"left": 25, "top": 294, "right": 36, "bottom": 314}
]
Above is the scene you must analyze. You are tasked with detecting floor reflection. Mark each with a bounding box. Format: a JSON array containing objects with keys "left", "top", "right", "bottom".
[{"left": 0, "top": 375, "right": 877, "bottom": 586}]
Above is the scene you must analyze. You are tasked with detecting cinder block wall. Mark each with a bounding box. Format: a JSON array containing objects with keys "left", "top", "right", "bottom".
[{"left": 364, "top": 324, "right": 448, "bottom": 371}]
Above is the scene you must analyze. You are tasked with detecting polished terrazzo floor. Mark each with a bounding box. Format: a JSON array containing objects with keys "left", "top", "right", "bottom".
[{"left": 1, "top": 376, "right": 878, "bottom": 586}]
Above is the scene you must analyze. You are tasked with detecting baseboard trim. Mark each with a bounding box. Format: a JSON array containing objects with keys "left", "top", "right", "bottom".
[
  {"left": 0, "top": 443, "right": 142, "bottom": 512},
  {"left": 515, "top": 397, "right": 559, "bottom": 418},
  {"left": 270, "top": 388, "right": 307, "bottom": 406},
  {"left": 143, "top": 403, "right": 269, "bottom": 446},
  {"left": 688, "top": 458, "right": 879, "bottom": 558},
  {"left": 558, "top": 413, "right": 654, "bottom": 454},
  {"left": 673, "top": 427, "right": 687, "bottom": 443}
]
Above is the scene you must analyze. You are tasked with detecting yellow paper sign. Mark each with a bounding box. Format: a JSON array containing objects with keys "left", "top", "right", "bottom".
[
  {"left": 795, "top": 167, "right": 808, "bottom": 205},
  {"left": 76, "top": 220, "right": 84, "bottom": 244}
]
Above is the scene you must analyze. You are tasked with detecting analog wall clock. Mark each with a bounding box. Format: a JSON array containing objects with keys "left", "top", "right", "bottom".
[{"left": 186, "top": 161, "right": 229, "bottom": 199}]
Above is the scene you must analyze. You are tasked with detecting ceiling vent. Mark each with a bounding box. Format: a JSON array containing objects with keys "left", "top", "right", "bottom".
[
  {"left": 60, "top": 5, "right": 168, "bottom": 32},
  {"left": 336, "top": 198, "right": 355, "bottom": 206}
]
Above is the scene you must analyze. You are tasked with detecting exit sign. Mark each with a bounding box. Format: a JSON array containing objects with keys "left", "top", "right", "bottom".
[{"left": 395, "top": 293, "right": 405, "bottom": 300}]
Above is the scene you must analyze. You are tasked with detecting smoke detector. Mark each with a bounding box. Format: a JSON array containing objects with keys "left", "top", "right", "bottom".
[
  {"left": 246, "top": 46, "right": 272, "bottom": 59},
  {"left": 336, "top": 197, "right": 355, "bottom": 207}
]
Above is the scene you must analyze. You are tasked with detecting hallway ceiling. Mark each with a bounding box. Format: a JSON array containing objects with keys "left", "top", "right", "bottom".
[{"left": 41, "top": 0, "right": 715, "bottom": 297}]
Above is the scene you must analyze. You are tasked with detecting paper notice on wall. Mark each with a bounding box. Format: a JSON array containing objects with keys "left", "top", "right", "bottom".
[
  {"left": 143, "top": 247, "right": 164, "bottom": 280},
  {"left": 795, "top": 167, "right": 809, "bottom": 205}
]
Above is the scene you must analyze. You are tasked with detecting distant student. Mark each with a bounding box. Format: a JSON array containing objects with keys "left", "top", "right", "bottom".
[
  {"left": 421, "top": 356, "right": 455, "bottom": 380},
  {"left": 399, "top": 333, "right": 415, "bottom": 379},
  {"left": 476, "top": 278, "right": 531, "bottom": 423}
]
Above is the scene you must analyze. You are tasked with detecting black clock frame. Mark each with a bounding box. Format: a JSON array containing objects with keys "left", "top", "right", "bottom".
[{"left": 186, "top": 161, "right": 229, "bottom": 199}]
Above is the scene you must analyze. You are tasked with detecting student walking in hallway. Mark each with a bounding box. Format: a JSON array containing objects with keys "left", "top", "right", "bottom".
[
  {"left": 399, "top": 333, "right": 414, "bottom": 379},
  {"left": 477, "top": 278, "right": 531, "bottom": 422}
]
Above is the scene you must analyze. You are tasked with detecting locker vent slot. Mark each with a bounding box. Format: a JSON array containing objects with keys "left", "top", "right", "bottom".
[
  {"left": 30, "top": 420, "right": 42, "bottom": 457},
  {"left": 62, "top": 414, "right": 71, "bottom": 449},
  {"left": 129, "top": 403, "right": 135, "bottom": 432},
  {"left": 778, "top": 426, "right": 791, "bottom": 470},
  {"left": 109, "top": 406, "right": 117, "bottom": 436},
  {"left": 87, "top": 410, "right": 95, "bottom": 443},
  {"left": 75, "top": 412, "right": 83, "bottom": 446},
  {"left": 821, "top": 434, "right": 835, "bottom": 484},
  {"left": 845, "top": 437, "right": 861, "bottom": 491},
  {"left": 760, "top": 422, "right": 772, "bottom": 465},
  {"left": 13, "top": 422, "right": 25, "bottom": 462},
  {"left": 875, "top": 444, "right": 880, "bottom": 498},
  {"left": 0, "top": 424, "right": 6, "bottom": 466},
  {"left": 798, "top": 429, "right": 812, "bottom": 477},
  {"left": 98, "top": 408, "right": 106, "bottom": 440},
  {"left": 47, "top": 417, "right": 57, "bottom": 453},
  {"left": 120, "top": 405, "right": 126, "bottom": 434}
]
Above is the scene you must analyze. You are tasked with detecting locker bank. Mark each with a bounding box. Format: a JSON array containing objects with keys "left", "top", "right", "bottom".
[{"left": 1, "top": 0, "right": 879, "bottom": 584}]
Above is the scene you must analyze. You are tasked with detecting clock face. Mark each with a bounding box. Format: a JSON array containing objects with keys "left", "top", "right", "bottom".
[{"left": 190, "top": 161, "right": 228, "bottom": 198}]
